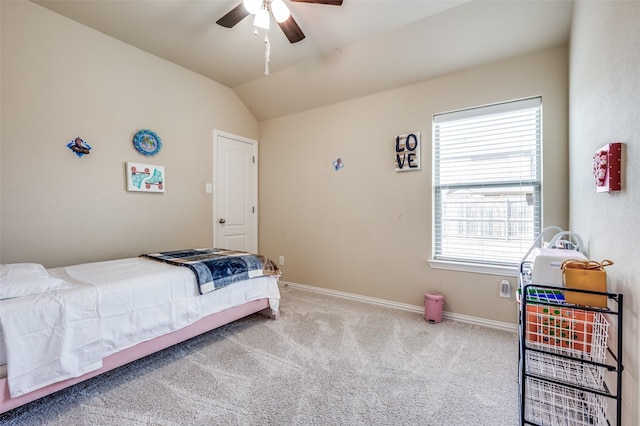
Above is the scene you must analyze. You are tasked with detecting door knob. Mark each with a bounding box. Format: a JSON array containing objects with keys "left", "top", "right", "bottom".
[{"left": 219, "top": 218, "right": 226, "bottom": 224}]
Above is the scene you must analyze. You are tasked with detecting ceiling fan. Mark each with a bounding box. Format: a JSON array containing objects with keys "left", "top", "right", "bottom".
[{"left": 216, "top": 0, "right": 344, "bottom": 44}]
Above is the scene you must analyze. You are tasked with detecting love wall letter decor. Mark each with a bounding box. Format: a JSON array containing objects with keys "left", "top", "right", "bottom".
[{"left": 395, "top": 132, "right": 421, "bottom": 172}]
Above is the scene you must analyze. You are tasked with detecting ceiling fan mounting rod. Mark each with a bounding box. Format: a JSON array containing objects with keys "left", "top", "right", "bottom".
[{"left": 264, "top": 33, "right": 270, "bottom": 76}]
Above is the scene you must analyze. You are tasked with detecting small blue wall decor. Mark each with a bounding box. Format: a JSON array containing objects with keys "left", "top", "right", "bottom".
[
  {"left": 67, "top": 137, "right": 92, "bottom": 158},
  {"left": 333, "top": 158, "right": 344, "bottom": 171},
  {"left": 133, "top": 129, "right": 161, "bottom": 157}
]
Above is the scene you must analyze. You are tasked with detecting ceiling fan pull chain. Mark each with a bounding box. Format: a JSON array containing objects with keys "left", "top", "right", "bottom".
[{"left": 264, "top": 32, "right": 270, "bottom": 75}]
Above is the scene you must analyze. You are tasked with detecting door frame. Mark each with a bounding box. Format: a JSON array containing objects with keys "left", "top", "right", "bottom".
[{"left": 212, "top": 129, "right": 258, "bottom": 252}]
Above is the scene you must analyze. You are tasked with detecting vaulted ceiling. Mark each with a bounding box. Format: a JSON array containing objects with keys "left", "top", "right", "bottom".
[{"left": 33, "top": 0, "right": 574, "bottom": 120}]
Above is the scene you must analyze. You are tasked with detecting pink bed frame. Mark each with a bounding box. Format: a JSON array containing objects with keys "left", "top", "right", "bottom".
[{"left": 0, "top": 298, "right": 278, "bottom": 414}]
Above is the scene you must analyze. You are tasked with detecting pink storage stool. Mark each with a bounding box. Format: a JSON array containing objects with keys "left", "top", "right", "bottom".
[{"left": 424, "top": 292, "right": 444, "bottom": 323}]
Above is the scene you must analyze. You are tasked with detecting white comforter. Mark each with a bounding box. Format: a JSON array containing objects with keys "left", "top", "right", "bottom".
[
  {"left": 0, "top": 257, "right": 280, "bottom": 397},
  {"left": 1, "top": 283, "right": 103, "bottom": 398}
]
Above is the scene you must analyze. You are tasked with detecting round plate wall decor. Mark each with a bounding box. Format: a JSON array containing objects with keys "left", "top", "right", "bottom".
[{"left": 133, "top": 129, "right": 162, "bottom": 157}]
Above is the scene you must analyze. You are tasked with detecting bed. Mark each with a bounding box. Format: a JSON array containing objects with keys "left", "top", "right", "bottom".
[{"left": 0, "top": 249, "right": 281, "bottom": 414}]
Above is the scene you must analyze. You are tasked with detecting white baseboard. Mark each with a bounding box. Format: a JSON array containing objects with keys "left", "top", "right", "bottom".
[{"left": 279, "top": 280, "right": 517, "bottom": 333}]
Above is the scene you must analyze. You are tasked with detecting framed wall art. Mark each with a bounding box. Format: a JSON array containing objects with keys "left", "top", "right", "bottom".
[
  {"left": 593, "top": 142, "right": 622, "bottom": 192},
  {"left": 126, "top": 162, "right": 165, "bottom": 193},
  {"left": 395, "top": 132, "right": 421, "bottom": 172}
]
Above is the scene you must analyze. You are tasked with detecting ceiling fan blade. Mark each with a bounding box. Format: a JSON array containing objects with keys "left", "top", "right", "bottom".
[
  {"left": 278, "top": 15, "right": 306, "bottom": 43},
  {"left": 216, "top": 3, "right": 250, "bottom": 28},
  {"left": 289, "top": 0, "right": 343, "bottom": 5}
]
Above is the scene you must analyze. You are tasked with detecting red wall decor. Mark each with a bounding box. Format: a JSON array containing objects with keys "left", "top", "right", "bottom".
[{"left": 592, "top": 142, "right": 622, "bottom": 192}]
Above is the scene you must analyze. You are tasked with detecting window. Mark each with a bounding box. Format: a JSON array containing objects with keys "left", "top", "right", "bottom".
[{"left": 432, "top": 97, "right": 541, "bottom": 268}]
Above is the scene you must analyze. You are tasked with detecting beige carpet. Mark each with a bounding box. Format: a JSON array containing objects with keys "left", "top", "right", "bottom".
[{"left": 0, "top": 286, "right": 519, "bottom": 425}]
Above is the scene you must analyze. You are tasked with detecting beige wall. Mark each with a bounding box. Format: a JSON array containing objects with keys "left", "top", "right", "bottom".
[
  {"left": 1, "top": 2, "right": 569, "bottom": 326},
  {"left": 0, "top": 1, "right": 258, "bottom": 267},
  {"left": 258, "top": 48, "right": 569, "bottom": 324},
  {"left": 569, "top": 2, "right": 640, "bottom": 424}
]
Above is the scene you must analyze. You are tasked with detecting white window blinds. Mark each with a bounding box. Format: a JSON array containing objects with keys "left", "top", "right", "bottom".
[{"left": 433, "top": 97, "right": 542, "bottom": 266}]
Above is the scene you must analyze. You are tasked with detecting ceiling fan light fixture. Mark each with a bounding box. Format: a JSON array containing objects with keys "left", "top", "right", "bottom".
[
  {"left": 254, "top": 7, "right": 270, "bottom": 30},
  {"left": 243, "top": 0, "right": 262, "bottom": 15},
  {"left": 271, "top": 0, "right": 291, "bottom": 23}
]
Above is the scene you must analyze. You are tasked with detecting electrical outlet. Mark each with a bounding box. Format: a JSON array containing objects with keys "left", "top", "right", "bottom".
[
  {"left": 499, "top": 280, "right": 511, "bottom": 298},
  {"left": 278, "top": 256, "right": 285, "bottom": 266}
]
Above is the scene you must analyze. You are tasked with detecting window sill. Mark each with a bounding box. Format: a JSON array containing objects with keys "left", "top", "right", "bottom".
[{"left": 427, "top": 259, "right": 518, "bottom": 277}]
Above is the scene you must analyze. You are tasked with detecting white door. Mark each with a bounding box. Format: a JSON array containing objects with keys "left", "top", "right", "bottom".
[{"left": 213, "top": 130, "right": 258, "bottom": 253}]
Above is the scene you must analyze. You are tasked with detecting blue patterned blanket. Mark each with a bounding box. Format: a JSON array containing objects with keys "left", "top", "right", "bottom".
[{"left": 140, "top": 248, "right": 281, "bottom": 294}]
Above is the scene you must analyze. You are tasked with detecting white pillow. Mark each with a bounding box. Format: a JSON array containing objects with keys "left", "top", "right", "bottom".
[
  {"left": 0, "top": 263, "right": 48, "bottom": 278},
  {"left": 0, "top": 263, "right": 73, "bottom": 300}
]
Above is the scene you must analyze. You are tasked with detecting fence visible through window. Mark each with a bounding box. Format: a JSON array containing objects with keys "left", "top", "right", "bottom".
[
  {"left": 439, "top": 192, "right": 536, "bottom": 264},
  {"left": 433, "top": 96, "right": 542, "bottom": 266}
]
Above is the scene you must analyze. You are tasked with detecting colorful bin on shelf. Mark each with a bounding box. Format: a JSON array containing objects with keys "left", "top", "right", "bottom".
[
  {"left": 525, "top": 304, "right": 599, "bottom": 353},
  {"left": 424, "top": 292, "right": 444, "bottom": 323}
]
